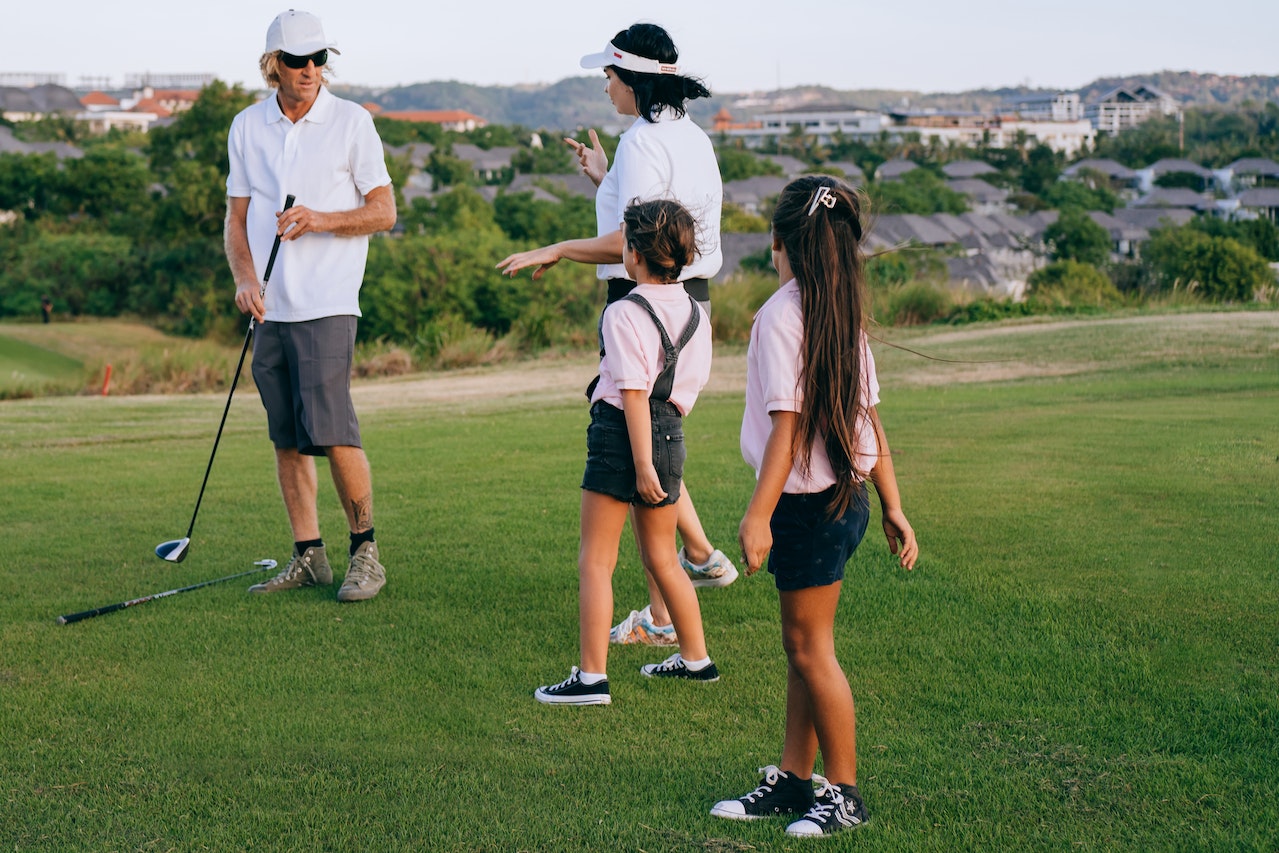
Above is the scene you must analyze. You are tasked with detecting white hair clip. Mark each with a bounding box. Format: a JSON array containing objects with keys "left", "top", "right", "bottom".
[{"left": 807, "top": 186, "right": 837, "bottom": 216}]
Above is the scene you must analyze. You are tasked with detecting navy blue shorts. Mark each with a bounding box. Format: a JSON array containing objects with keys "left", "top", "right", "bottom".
[
  {"left": 768, "top": 484, "right": 870, "bottom": 591},
  {"left": 581, "top": 400, "right": 685, "bottom": 508},
  {"left": 251, "top": 316, "right": 361, "bottom": 457}
]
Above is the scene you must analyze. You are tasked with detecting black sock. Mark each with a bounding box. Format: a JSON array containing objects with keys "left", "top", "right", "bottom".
[
  {"left": 350, "top": 528, "right": 375, "bottom": 556},
  {"left": 295, "top": 538, "right": 323, "bottom": 555}
]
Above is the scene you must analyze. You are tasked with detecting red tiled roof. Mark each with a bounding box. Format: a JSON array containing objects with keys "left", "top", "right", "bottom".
[
  {"left": 81, "top": 91, "right": 119, "bottom": 107},
  {"left": 150, "top": 89, "right": 201, "bottom": 102},
  {"left": 379, "top": 109, "right": 485, "bottom": 125},
  {"left": 131, "top": 98, "right": 172, "bottom": 117}
]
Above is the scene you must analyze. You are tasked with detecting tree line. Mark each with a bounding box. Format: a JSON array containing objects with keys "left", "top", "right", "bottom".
[{"left": 0, "top": 83, "right": 1276, "bottom": 355}]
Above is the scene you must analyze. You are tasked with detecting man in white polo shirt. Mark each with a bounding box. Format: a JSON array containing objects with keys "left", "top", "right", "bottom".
[{"left": 225, "top": 9, "right": 396, "bottom": 602}]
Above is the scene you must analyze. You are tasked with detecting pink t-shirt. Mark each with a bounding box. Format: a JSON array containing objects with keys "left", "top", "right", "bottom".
[
  {"left": 741, "top": 279, "right": 880, "bottom": 493},
  {"left": 591, "top": 283, "right": 712, "bottom": 416}
]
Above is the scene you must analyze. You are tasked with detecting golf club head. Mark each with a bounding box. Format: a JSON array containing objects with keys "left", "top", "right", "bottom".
[{"left": 156, "top": 538, "right": 190, "bottom": 562}]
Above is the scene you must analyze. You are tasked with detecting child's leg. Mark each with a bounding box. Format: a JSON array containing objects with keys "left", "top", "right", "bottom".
[
  {"left": 675, "top": 482, "right": 716, "bottom": 564},
  {"left": 778, "top": 581, "right": 857, "bottom": 785},
  {"left": 634, "top": 503, "right": 708, "bottom": 661},
  {"left": 636, "top": 482, "right": 712, "bottom": 625},
  {"left": 579, "top": 490, "right": 631, "bottom": 674}
]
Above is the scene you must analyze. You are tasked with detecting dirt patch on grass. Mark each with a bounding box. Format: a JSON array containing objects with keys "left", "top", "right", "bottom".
[{"left": 352, "top": 311, "right": 1278, "bottom": 414}]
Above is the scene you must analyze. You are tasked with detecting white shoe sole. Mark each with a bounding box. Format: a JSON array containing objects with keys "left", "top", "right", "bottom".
[
  {"left": 710, "top": 803, "right": 768, "bottom": 820},
  {"left": 533, "top": 689, "right": 611, "bottom": 706},
  {"left": 688, "top": 564, "right": 739, "bottom": 588}
]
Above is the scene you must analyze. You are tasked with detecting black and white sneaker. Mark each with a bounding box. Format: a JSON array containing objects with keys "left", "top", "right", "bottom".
[
  {"left": 785, "top": 780, "right": 868, "bottom": 837},
  {"left": 710, "top": 766, "right": 817, "bottom": 820},
  {"left": 534, "top": 667, "right": 611, "bottom": 705},
  {"left": 640, "top": 653, "right": 720, "bottom": 681}
]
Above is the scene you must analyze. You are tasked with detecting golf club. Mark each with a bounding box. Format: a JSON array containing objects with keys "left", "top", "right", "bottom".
[
  {"left": 57, "top": 559, "right": 278, "bottom": 625},
  {"left": 156, "top": 194, "right": 295, "bottom": 563}
]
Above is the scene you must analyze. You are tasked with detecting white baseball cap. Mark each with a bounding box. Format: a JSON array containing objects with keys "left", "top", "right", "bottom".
[
  {"left": 265, "top": 10, "right": 340, "bottom": 56},
  {"left": 580, "top": 42, "right": 678, "bottom": 76}
]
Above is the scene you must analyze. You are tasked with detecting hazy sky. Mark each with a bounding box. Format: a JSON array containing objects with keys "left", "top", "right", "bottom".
[{"left": 8, "top": 0, "right": 1277, "bottom": 94}]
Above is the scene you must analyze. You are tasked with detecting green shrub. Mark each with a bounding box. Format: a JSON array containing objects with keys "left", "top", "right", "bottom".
[
  {"left": 1142, "top": 227, "right": 1275, "bottom": 302},
  {"left": 944, "top": 298, "right": 1034, "bottom": 324},
  {"left": 881, "top": 281, "right": 956, "bottom": 326},
  {"left": 1027, "top": 260, "right": 1123, "bottom": 308}
]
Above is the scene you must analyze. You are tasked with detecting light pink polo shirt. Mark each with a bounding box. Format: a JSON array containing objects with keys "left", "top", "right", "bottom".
[
  {"left": 591, "top": 283, "right": 712, "bottom": 416},
  {"left": 741, "top": 279, "right": 880, "bottom": 493}
]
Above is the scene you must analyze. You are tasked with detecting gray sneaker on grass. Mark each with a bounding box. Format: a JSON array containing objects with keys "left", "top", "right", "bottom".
[
  {"left": 338, "top": 540, "right": 386, "bottom": 602},
  {"left": 248, "top": 545, "right": 332, "bottom": 593}
]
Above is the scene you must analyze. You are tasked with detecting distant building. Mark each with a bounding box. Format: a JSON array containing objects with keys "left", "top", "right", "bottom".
[
  {"left": 1002, "top": 92, "right": 1084, "bottom": 122},
  {"left": 377, "top": 109, "right": 487, "bottom": 132},
  {"left": 452, "top": 143, "right": 519, "bottom": 181},
  {"left": 1087, "top": 86, "right": 1177, "bottom": 133},
  {"left": 722, "top": 175, "right": 790, "bottom": 215},
  {"left": 887, "top": 109, "right": 1095, "bottom": 156},
  {"left": 942, "top": 160, "right": 999, "bottom": 179},
  {"left": 875, "top": 159, "right": 918, "bottom": 181},
  {"left": 0, "top": 126, "right": 81, "bottom": 159},
  {"left": 0, "top": 83, "right": 82, "bottom": 121},
  {"left": 1236, "top": 188, "right": 1279, "bottom": 224},
  {"left": 122, "top": 72, "right": 214, "bottom": 90},
  {"left": 1213, "top": 158, "right": 1279, "bottom": 193},
  {"left": 717, "top": 104, "right": 885, "bottom": 147},
  {"left": 947, "top": 178, "right": 1010, "bottom": 214}
]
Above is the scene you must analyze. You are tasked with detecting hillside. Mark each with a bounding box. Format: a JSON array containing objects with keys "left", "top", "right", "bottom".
[{"left": 334, "top": 71, "right": 1279, "bottom": 132}]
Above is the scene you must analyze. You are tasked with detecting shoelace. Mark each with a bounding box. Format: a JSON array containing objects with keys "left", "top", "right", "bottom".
[
  {"left": 802, "top": 781, "right": 845, "bottom": 822},
  {"left": 547, "top": 668, "right": 582, "bottom": 692},
  {"left": 651, "top": 653, "right": 684, "bottom": 673},
  {"left": 742, "top": 766, "right": 784, "bottom": 803},
  {"left": 274, "top": 556, "right": 307, "bottom": 582},
  {"left": 346, "top": 550, "right": 377, "bottom": 584}
]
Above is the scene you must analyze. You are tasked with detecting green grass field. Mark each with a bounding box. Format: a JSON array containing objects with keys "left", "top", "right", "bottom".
[
  {"left": 2, "top": 311, "right": 1276, "bottom": 851},
  {"left": 0, "top": 332, "right": 84, "bottom": 398}
]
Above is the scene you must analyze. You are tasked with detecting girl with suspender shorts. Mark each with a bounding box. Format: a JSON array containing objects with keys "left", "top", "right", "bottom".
[{"left": 534, "top": 200, "right": 720, "bottom": 706}]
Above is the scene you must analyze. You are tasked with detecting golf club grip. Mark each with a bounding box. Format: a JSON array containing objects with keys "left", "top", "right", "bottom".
[
  {"left": 57, "top": 601, "right": 131, "bottom": 624},
  {"left": 261, "top": 194, "right": 296, "bottom": 288}
]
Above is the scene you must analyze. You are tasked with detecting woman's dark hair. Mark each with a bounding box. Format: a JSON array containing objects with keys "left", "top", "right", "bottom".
[
  {"left": 609, "top": 23, "right": 710, "bottom": 122},
  {"left": 771, "top": 175, "right": 874, "bottom": 518},
  {"left": 623, "top": 198, "right": 699, "bottom": 282}
]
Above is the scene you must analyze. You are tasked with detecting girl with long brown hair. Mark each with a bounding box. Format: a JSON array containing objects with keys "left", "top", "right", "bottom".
[{"left": 711, "top": 175, "right": 918, "bottom": 837}]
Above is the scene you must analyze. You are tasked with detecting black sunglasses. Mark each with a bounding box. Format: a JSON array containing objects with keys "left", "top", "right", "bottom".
[{"left": 279, "top": 49, "right": 328, "bottom": 69}]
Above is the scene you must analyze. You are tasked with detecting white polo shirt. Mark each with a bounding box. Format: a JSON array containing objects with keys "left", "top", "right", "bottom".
[
  {"left": 591, "top": 283, "right": 712, "bottom": 416},
  {"left": 594, "top": 110, "right": 723, "bottom": 282},
  {"left": 741, "top": 279, "right": 881, "bottom": 493},
  {"left": 227, "top": 86, "right": 391, "bottom": 322}
]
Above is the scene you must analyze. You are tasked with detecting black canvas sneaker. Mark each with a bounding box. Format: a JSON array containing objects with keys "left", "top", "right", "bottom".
[
  {"left": 710, "top": 766, "right": 817, "bottom": 820},
  {"left": 534, "top": 667, "right": 611, "bottom": 705},
  {"left": 785, "top": 780, "right": 868, "bottom": 837},
  {"left": 640, "top": 653, "right": 720, "bottom": 681}
]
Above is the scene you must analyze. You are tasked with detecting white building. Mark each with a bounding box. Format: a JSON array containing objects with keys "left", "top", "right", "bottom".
[
  {"left": 714, "top": 105, "right": 886, "bottom": 147},
  {"left": 1087, "top": 86, "right": 1178, "bottom": 133}
]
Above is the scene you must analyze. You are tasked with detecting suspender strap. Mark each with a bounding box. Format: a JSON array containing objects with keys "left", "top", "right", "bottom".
[{"left": 620, "top": 293, "right": 700, "bottom": 403}]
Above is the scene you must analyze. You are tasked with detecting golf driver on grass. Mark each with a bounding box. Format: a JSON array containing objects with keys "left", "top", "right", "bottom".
[
  {"left": 155, "top": 194, "right": 295, "bottom": 563},
  {"left": 58, "top": 560, "right": 278, "bottom": 624}
]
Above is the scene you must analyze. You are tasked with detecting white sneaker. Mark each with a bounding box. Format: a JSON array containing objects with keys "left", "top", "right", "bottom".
[
  {"left": 610, "top": 604, "right": 678, "bottom": 645},
  {"left": 679, "top": 547, "right": 739, "bottom": 588}
]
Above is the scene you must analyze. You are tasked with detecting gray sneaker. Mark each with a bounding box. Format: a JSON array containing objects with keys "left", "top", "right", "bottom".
[
  {"left": 338, "top": 540, "right": 386, "bottom": 602},
  {"left": 248, "top": 546, "right": 332, "bottom": 593}
]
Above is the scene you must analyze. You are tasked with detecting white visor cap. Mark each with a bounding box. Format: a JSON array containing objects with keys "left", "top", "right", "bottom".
[{"left": 580, "top": 42, "right": 678, "bottom": 76}]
